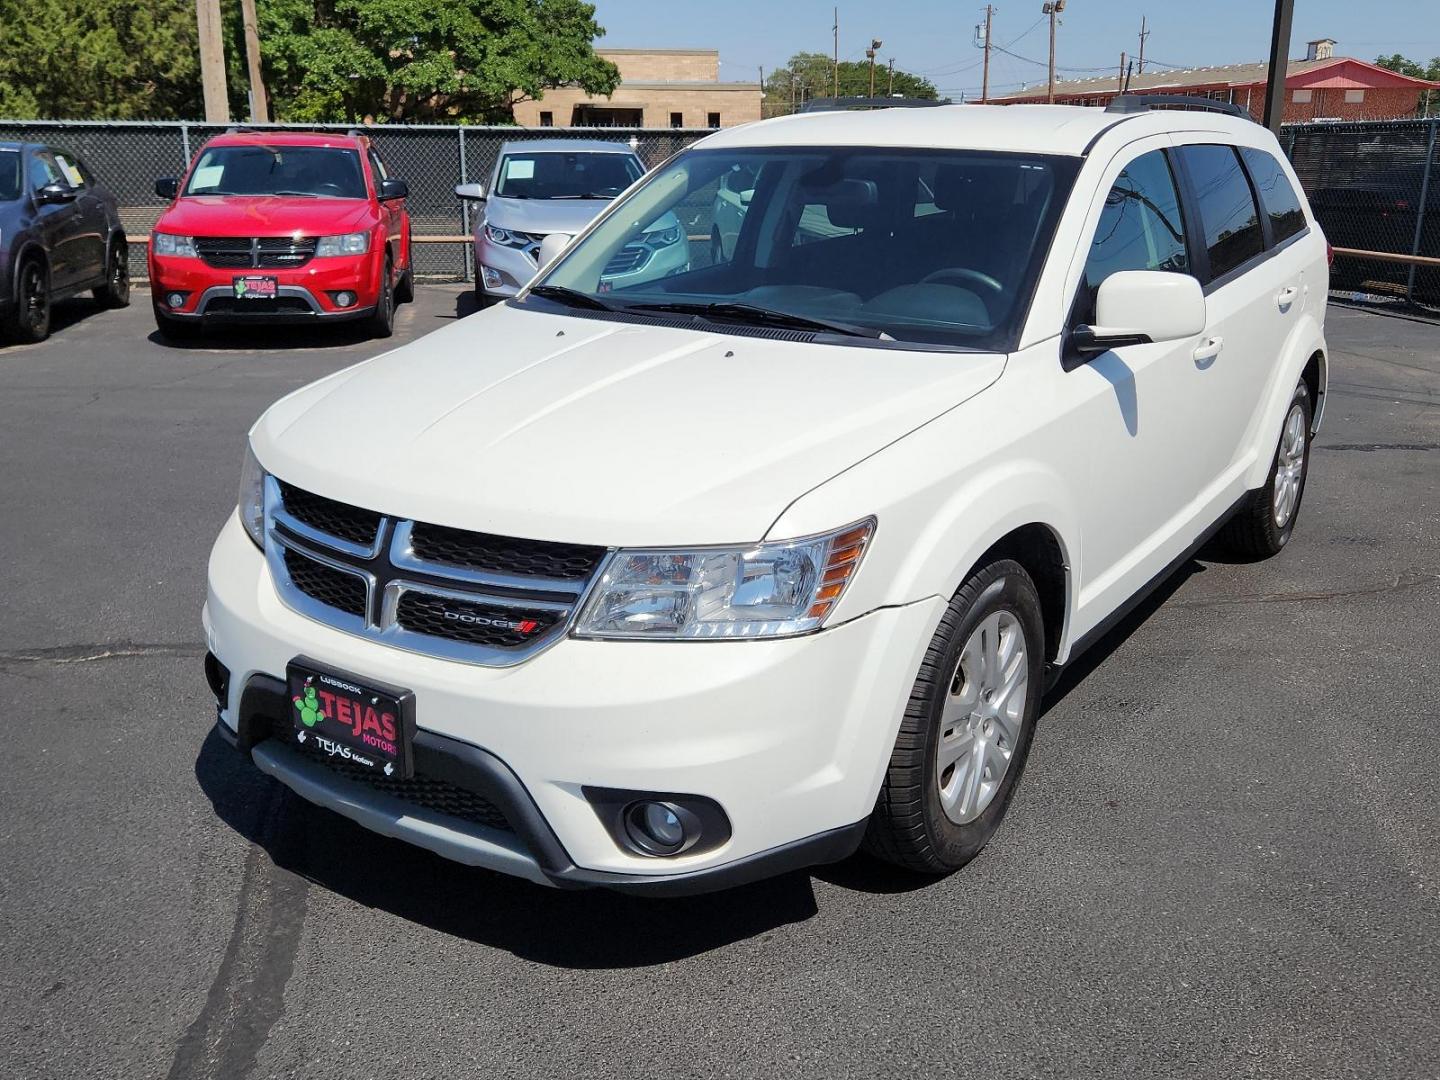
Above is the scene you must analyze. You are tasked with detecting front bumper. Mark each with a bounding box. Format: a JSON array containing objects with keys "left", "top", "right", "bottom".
[
  {"left": 149, "top": 250, "right": 382, "bottom": 320},
  {"left": 204, "top": 514, "right": 944, "bottom": 892}
]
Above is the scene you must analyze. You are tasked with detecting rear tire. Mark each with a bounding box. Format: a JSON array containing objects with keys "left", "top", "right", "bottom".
[
  {"left": 865, "top": 559, "right": 1046, "bottom": 874},
  {"left": 369, "top": 254, "right": 395, "bottom": 338},
  {"left": 93, "top": 237, "right": 131, "bottom": 308},
  {"left": 5, "top": 256, "right": 51, "bottom": 343},
  {"left": 1218, "top": 379, "right": 1312, "bottom": 559}
]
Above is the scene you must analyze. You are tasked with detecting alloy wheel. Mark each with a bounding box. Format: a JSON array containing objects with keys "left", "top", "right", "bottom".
[
  {"left": 21, "top": 263, "right": 48, "bottom": 335},
  {"left": 110, "top": 246, "right": 130, "bottom": 301},
  {"left": 937, "top": 609, "right": 1029, "bottom": 824},
  {"left": 1272, "top": 402, "right": 1306, "bottom": 528}
]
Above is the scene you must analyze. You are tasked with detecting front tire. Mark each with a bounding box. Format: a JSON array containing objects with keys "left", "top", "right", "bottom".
[
  {"left": 369, "top": 254, "right": 395, "bottom": 338},
  {"left": 94, "top": 238, "right": 131, "bottom": 308},
  {"left": 5, "top": 256, "right": 51, "bottom": 343},
  {"left": 865, "top": 559, "right": 1046, "bottom": 874},
  {"left": 1218, "top": 379, "right": 1312, "bottom": 559}
]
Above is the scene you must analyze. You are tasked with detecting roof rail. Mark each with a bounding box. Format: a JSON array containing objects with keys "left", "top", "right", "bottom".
[
  {"left": 799, "top": 96, "right": 949, "bottom": 113},
  {"left": 1105, "top": 94, "right": 1252, "bottom": 120}
]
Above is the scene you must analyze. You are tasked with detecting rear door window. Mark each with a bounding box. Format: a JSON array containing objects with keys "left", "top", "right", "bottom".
[
  {"left": 1239, "top": 147, "right": 1307, "bottom": 245},
  {"left": 1175, "top": 144, "right": 1264, "bottom": 281}
]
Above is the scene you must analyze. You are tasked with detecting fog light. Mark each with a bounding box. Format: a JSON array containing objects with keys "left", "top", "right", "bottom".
[
  {"left": 624, "top": 800, "right": 695, "bottom": 856},
  {"left": 480, "top": 265, "right": 503, "bottom": 290},
  {"left": 167, "top": 292, "right": 185, "bottom": 308},
  {"left": 335, "top": 291, "right": 355, "bottom": 307}
]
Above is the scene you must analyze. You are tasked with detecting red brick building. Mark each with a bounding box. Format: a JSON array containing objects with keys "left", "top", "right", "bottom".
[{"left": 992, "top": 40, "right": 1439, "bottom": 122}]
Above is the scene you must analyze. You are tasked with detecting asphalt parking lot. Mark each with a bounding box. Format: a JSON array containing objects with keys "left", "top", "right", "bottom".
[{"left": 2, "top": 286, "right": 1437, "bottom": 1080}]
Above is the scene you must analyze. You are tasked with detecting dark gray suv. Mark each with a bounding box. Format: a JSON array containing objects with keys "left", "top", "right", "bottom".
[{"left": 1, "top": 142, "right": 129, "bottom": 343}]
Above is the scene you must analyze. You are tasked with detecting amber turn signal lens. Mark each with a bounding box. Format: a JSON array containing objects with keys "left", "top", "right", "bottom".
[{"left": 805, "top": 519, "right": 875, "bottom": 619}]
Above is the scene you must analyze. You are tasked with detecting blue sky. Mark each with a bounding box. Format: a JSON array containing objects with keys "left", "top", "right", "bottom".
[{"left": 592, "top": 0, "right": 1440, "bottom": 98}]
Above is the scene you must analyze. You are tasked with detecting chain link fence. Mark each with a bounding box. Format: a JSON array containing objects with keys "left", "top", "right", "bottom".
[
  {"left": 2, "top": 116, "right": 1436, "bottom": 307},
  {"left": 1284, "top": 117, "right": 1439, "bottom": 310},
  {"left": 0, "top": 119, "right": 710, "bottom": 281}
]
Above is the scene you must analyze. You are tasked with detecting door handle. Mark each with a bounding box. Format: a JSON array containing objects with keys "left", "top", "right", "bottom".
[
  {"left": 1275, "top": 285, "right": 1299, "bottom": 308},
  {"left": 1192, "top": 336, "right": 1224, "bottom": 365}
]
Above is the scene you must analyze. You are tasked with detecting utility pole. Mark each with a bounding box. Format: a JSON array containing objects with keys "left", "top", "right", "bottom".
[
  {"left": 1261, "top": 0, "right": 1295, "bottom": 134},
  {"left": 833, "top": 7, "right": 841, "bottom": 99},
  {"left": 978, "top": 4, "right": 994, "bottom": 103},
  {"left": 1137, "top": 15, "right": 1149, "bottom": 75},
  {"left": 888, "top": 58, "right": 896, "bottom": 97},
  {"left": 1118, "top": 52, "right": 1127, "bottom": 92},
  {"left": 867, "top": 38, "right": 883, "bottom": 98},
  {"left": 1043, "top": 1, "right": 1066, "bottom": 105},
  {"left": 195, "top": 0, "right": 229, "bottom": 123},
  {"left": 239, "top": 0, "right": 269, "bottom": 123}
]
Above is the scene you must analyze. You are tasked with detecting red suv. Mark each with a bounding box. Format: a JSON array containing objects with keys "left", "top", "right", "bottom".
[{"left": 149, "top": 130, "right": 413, "bottom": 341}]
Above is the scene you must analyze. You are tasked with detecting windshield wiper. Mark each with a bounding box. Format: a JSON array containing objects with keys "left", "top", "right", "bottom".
[
  {"left": 526, "top": 284, "right": 617, "bottom": 311},
  {"left": 547, "top": 193, "right": 613, "bottom": 200},
  {"left": 270, "top": 190, "right": 321, "bottom": 197},
  {"left": 625, "top": 300, "right": 886, "bottom": 339}
]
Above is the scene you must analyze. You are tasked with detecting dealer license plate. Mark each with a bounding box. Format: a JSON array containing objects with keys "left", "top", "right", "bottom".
[
  {"left": 286, "top": 660, "right": 416, "bottom": 779},
  {"left": 233, "top": 275, "right": 279, "bottom": 300}
]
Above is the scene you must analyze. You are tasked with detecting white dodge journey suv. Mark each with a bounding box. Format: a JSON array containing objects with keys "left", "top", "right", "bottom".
[{"left": 204, "top": 99, "right": 1328, "bottom": 894}]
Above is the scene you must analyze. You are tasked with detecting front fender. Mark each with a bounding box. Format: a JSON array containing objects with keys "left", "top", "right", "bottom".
[
  {"left": 767, "top": 419, "right": 1082, "bottom": 658},
  {"left": 1242, "top": 309, "right": 1327, "bottom": 491}
]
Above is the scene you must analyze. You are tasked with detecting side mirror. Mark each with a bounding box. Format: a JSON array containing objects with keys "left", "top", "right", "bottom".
[
  {"left": 154, "top": 177, "right": 179, "bottom": 200},
  {"left": 1072, "top": 271, "right": 1205, "bottom": 356},
  {"left": 379, "top": 178, "right": 409, "bottom": 201},
  {"left": 454, "top": 182, "right": 487, "bottom": 200},
  {"left": 537, "top": 232, "right": 573, "bottom": 271},
  {"left": 35, "top": 182, "right": 77, "bottom": 205}
]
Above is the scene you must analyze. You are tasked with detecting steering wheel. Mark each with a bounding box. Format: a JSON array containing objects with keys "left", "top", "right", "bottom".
[
  {"left": 314, "top": 182, "right": 346, "bottom": 196},
  {"left": 919, "top": 267, "right": 1005, "bottom": 295}
]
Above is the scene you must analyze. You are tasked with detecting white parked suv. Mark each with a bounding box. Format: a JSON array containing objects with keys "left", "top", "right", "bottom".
[{"left": 204, "top": 99, "right": 1328, "bottom": 894}]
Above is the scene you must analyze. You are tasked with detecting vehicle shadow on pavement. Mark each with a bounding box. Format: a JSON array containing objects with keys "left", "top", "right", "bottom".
[
  {"left": 194, "top": 730, "right": 821, "bottom": 967},
  {"left": 146, "top": 323, "right": 383, "bottom": 352}
]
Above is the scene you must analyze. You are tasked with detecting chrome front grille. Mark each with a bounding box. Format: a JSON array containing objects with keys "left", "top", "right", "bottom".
[
  {"left": 263, "top": 477, "right": 609, "bottom": 666},
  {"left": 195, "top": 236, "right": 317, "bottom": 269},
  {"left": 603, "top": 244, "right": 650, "bottom": 276}
]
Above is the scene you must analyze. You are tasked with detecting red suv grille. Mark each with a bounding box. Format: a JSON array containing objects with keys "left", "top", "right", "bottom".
[{"left": 194, "top": 236, "right": 317, "bottom": 269}]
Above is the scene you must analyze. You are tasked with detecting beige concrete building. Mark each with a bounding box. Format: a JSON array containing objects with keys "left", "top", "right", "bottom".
[{"left": 513, "top": 49, "right": 762, "bottom": 129}]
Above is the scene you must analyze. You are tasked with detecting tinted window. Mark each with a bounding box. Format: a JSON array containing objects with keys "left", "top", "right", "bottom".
[
  {"left": 1177, "top": 144, "right": 1264, "bottom": 280},
  {"left": 29, "top": 151, "right": 63, "bottom": 191},
  {"left": 0, "top": 150, "right": 20, "bottom": 201},
  {"left": 183, "top": 145, "right": 367, "bottom": 198},
  {"left": 1240, "top": 147, "right": 1306, "bottom": 244},
  {"left": 1081, "top": 150, "right": 1189, "bottom": 319},
  {"left": 538, "top": 147, "right": 1077, "bottom": 352},
  {"left": 495, "top": 152, "right": 642, "bottom": 199}
]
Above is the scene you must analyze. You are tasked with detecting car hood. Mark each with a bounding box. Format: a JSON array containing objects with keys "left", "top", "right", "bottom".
[
  {"left": 252, "top": 305, "right": 1007, "bottom": 546},
  {"left": 157, "top": 196, "right": 376, "bottom": 236},
  {"left": 483, "top": 196, "right": 614, "bottom": 236}
]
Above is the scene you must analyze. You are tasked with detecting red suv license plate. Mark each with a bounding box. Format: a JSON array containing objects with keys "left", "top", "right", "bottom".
[
  {"left": 234, "top": 275, "right": 279, "bottom": 300},
  {"left": 286, "top": 660, "right": 416, "bottom": 779}
]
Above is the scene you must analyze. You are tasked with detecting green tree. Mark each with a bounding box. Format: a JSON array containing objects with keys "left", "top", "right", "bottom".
[
  {"left": 0, "top": 0, "right": 247, "bottom": 119},
  {"left": 1374, "top": 53, "right": 1440, "bottom": 114},
  {"left": 258, "top": 0, "right": 620, "bottom": 123},
  {"left": 764, "top": 51, "right": 941, "bottom": 112}
]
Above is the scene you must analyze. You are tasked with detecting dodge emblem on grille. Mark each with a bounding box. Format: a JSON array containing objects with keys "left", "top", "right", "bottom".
[{"left": 442, "top": 610, "right": 541, "bottom": 634}]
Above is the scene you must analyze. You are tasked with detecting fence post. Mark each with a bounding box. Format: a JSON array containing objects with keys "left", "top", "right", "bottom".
[
  {"left": 1407, "top": 118, "right": 1437, "bottom": 304},
  {"left": 458, "top": 128, "right": 472, "bottom": 283},
  {"left": 180, "top": 121, "right": 192, "bottom": 165}
]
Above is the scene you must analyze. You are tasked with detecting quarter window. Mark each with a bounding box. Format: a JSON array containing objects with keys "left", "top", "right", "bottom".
[
  {"left": 1175, "top": 144, "right": 1264, "bottom": 281},
  {"left": 1080, "top": 150, "right": 1189, "bottom": 318},
  {"left": 1239, "top": 147, "right": 1306, "bottom": 245}
]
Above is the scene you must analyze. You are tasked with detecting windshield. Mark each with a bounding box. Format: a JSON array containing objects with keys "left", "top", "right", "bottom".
[
  {"left": 495, "top": 151, "right": 643, "bottom": 200},
  {"left": 184, "top": 145, "right": 367, "bottom": 198},
  {"left": 0, "top": 150, "right": 20, "bottom": 201},
  {"left": 530, "top": 146, "right": 1077, "bottom": 350}
]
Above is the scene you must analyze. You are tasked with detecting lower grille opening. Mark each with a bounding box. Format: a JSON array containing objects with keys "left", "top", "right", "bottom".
[
  {"left": 205, "top": 297, "right": 315, "bottom": 315},
  {"left": 267, "top": 714, "right": 512, "bottom": 832}
]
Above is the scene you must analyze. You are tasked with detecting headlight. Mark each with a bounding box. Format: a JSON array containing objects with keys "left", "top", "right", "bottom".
[
  {"left": 574, "top": 519, "right": 874, "bottom": 640},
  {"left": 643, "top": 224, "right": 682, "bottom": 247},
  {"left": 484, "top": 224, "right": 532, "bottom": 248},
  {"left": 314, "top": 232, "right": 370, "bottom": 257},
  {"left": 152, "top": 232, "right": 197, "bottom": 257},
  {"left": 238, "top": 444, "right": 266, "bottom": 549}
]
